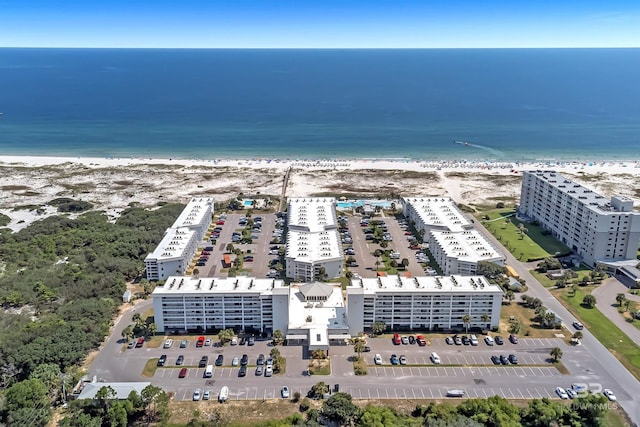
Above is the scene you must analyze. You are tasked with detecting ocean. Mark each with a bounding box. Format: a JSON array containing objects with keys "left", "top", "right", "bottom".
[{"left": 0, "top": 48, "right": 639, "bottom": 162}]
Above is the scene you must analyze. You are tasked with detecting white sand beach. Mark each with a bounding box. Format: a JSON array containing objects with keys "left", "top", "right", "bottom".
[{"left": 1, "top": 155, "right": 639, "bottom": 231}]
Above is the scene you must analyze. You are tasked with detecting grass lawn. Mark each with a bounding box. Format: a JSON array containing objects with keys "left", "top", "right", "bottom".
[
  {"left": 308, "top": 359, "right": 331, "bottom": 375},
  {"left": 276, "top": 358, "right": 286, "bottom": 375},
  {"left": 141, "top": 358, "right": 159, "bottom": 378},
  {"left": 552, "top": 286, "right": 640, "bottom": 381},
  {"left": 477, "top": 208, "right": 570, "bottom": 261},
  {"left": 143, "top": 335, "right": 164, "bottom": 348},
  {"left": 353, "top": 356, "right": 368, "bottom": 375},
  {"left": 530, "top": 271, "right": 556, "bottom": 288},
  {"left": 499, "top": 302, "right": 564, "bottom": 339}
]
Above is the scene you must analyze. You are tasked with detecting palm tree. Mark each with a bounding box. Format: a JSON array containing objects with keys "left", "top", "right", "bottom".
[
  {"left": 192, "top": 268, "right": 200, "bottom": 279},
  {"left": 550, "top": 347, "right": 563, "bottom": 362},
  {"left": 505, "top": 290, "right": 515, "bottom": 305},
  {"left": 572, "top": 331, "right": 583, "bottom": 341},
  {"left": 616, "top": 293, "right": 627, "bottom": 307},
  {"left": 145, "top": 322, "right": 157, "bottom": 338},
  {"left": 353, "top": 339, "right": 365, "bottom": 359},
  {"left": 121, "top": 325, "right": 134, "bottom": 342},
  {"left": 462, "top": 314, "right": 471, "bottom": 334},
  {"left": 273, "top": 329, "right": 284, "bottom": 346},
  {"left": 480, "top": 313, "right": 490, "bottom": 329}
]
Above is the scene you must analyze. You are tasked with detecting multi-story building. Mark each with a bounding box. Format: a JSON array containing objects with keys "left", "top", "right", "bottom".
[
  {"left": 347, "top": 275, "right": 502, "bottom": 334},
  {"left": 285, "top": 198, "right": 343, "bottom": 281},
  {"left": 519, "top": 170, "right": 640, "bottom": 267},
  {"left": 145, "top": 197, "right": 214, "bottom": 280},
  {"left": 152, "top": 276, "right": 286, "bottom": 333},
  {"left": 144, "top": 228, "right": 198, "bottom": 281},
  {"left": 429, "top": 230, "right": 505, "bottom": 275},
  {"left": 401, "top": 197, "right": 472, "bottom": 235}
]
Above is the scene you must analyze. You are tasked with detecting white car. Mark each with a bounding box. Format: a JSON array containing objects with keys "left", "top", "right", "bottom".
[
  {"left": 163, "top": 339, "right": 173, "bottom": 349},
  {"left": 484, "top": 336, "right": 495, "bottom": 346},
  {"left": 556, "top": 387, "right": 569, "bottom": 399},
  {"left": 232, "top": 356, "right": 239, "bottom": 366},
  {"left": 374, "top": 354, "right": 382, "bottom": 365},
  {"left": 603, "top": 389, "right": 617, "bottom": 401},
  {"left": 430, "top": 352, "right": 441, "bottom": 364},
  {"left": 202, "top": 390, "right": 211, "bottom": 400},
  {"left": 265, "top": 365, "right": 273, "bottom": 377},
  {"left": 204, "top": 338, "right": 212, "bottom": 346},
  {"left": 281, "top": 386, "right": 290, "bottom": 398},
  {"left": 193, "top": 389, "right": 201, "bottom": 401}
]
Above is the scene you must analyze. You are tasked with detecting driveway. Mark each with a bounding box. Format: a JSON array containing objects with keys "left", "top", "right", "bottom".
[{"left": 592, "top": 278, "right": 640, "bottom": 344}]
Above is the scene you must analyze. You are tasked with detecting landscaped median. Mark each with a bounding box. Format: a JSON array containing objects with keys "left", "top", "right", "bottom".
[
  {"left": 552, "top": 286, "right": 640, "bottom": 381},
  {"left": 308, "top": 358, "right": 331, "bottom": 375}
]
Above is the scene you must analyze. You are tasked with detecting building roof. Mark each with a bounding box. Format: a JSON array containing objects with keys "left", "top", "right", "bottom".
[
  {"left": 285, "top": 229, "right": 342, "bottom": 263},
  {"left": 152, "top": 276, "right": 286, "bottom": 295},
  {"left": 524, "top": 171, "right": 638, "bottom": 215},
  {"left": 145, "top": 227, "right": 195, "bottom": 261},
  {"left": 349, "top": 275, "right": 502, "bottom": 295},
  {"left": 288, "top": 282, "right": 348, "bottom": 330},
  {"left": 298, "top": 282, "right": 335, "bottom": 299},
  {"left": 403, "top": 197, "right": 472, "bottom": 232},
  {"left": 171, "top": 197, "right": 214, "bottom": 229},
  {"left": 76, "top": 381, "right": 151, "bottom": 400},
  {"left": 287, "top": 197, "right": 337, "bottom": 232},
  {"left": 430, "top": 230, "right": 504, "bottom": 263}
]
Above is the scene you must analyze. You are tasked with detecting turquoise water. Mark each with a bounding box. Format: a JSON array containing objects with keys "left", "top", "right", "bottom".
[
  {"left": 1, "top": 48, "right": 639, "bottom": 161},
  {"left": 336, "top": 200, "right": 393, "bottom": 209}
]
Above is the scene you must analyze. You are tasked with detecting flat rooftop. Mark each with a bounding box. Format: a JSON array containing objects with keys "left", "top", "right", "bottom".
[
  {"left": 285, "top": 229, "right": 342, "bottom": 262},
  {"left": 152, "top": 276, "right": 285, "bottom": 295},
  {"left": 524, "top": 171, "right": 637, "bottom": 214},
  {"left": 287, "top": 282, "right": 348, "bottom": 330},
  {"left": 403, "top": 197, "right": 471, "bottom": 232},
  {"left": 430, "top": 230, "right": 503, "bottom": 262},
  {"left": 287, "top": 197, "right": 337, "bottom": 232},
  {"left": 145, "top": 228, "right": 195, "bottom": 261},
  {"left": 349, "top": 275, "right": 502, "bottom": 294},
  {"left": 171, "top": 197, "right": 214, "bottom": 229}
]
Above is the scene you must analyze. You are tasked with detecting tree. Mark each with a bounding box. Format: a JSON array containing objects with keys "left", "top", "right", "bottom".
[
  {"left": 321, "top": 392, "right": 361, "bottom": 425},
  {"left": 217, "top": 328, "right": 235, "bottom": 345},
  {"left": 477, "top": 261, "right": 507, "bottom": 279},
  {"left": 480, "top": 313, "right": 490, "bottom": 328},
  {"left": 543, "top": 311, "right": 557, "bottom": 328},
  {"left": 141, "top": 384, "right": 166, "bottom": 423},
  {"left": 462, "top": 314, "right": 471, "bottom": 334},
  {"left": 311, "top": 349, "right": 326, "bottom": 360},
  {"left": 360, "top": 406, "right": 400, "bottom": 427},
  {"left": 95, "top": 385, "right": 116, "bottom": 416},
  {"left": 353, "top": 339, "right": 366, "bottom": 358},
  {"left": 226, "top": 243, "right": 234, "bottom": 252},
  {"left": 371, "top": 321, "right": 386, "bottom": 336},
  {"left": 192, "top": 267, "right": 200, "bottom": 278},
  {"left": 505, "top": 290, "right": 515, "bottom": 305},
  {"left": 401, "top": 258, "right": 409, "bottom": 269},
  {"left": 309, "top": 381, "right": 328, "bottom": 399},
  {"left": 145, "top": 322, "right": 157, "bottom": 338},
  {"left": 30, "top": 363, "right": 61, "bottom": 393},
  {"left": 273, "top": 329, "right": 284, "bottom": 345},
  {"left": 550, "top": 347, "right": 563, "bottom": 362},
  {"left": 582, "top": 294, "right": 597, "bottom": 308},
  {"left": 508, "top": 319, "right": 521, "bottom": 334},
  {"left": 572, "top": 331, "right": 583, "bottom": 341},
  {"left": 132, "top": 313, "right": 144, "bottom": 331},
  {"left": 616, "top": 293, "right": 627, "bottom": 307}
]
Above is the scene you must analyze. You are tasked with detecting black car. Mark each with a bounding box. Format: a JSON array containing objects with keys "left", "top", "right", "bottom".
[
  {"left": 509, "top": 334, "right": 519, "bottom": 344},
  {"left": 363, "top": 346, "right": 371, "bottom": 352},
  {"left": 239, "top": 337, "right": 247, "bottom": 345},
  {"left": 176, "top": 355, "right": 184, "bottom": 366},
  {"left": 238, "top": 365, "right": 247, "bottom": 377},
  {"left": 491, "top": 355, "right": 501, "bottom": 365},
  {"left": 462, "top": 336, "right": 470, "bottom": 345},
  {"left": 408, "top": 336, "right": 416, "bottom": 345},
  {"left": 257, "top": 354, "right": 265, "bottom": 365},
  {"left": 508, "top": 354, "right": 519, "bottom": 364},
  {"left": 248, "top": 336, "right": 255, "bottom": 346},
  {"left": 240, "top": 354, "right": 249, "bottom": 366},
  {"left": 215, "top": 355, "right": 224, "bottom": 366},
  {"left": 199, "top": 356, "right": 209, "bottom": 368},
  {"left": 157, "top": 354, "right": 167, "bottom": 367},
  {"left": 499, "top": 355, "right": 509, "bottom": 365},
  {"left": 494, "top": 336, "right": 504, "bottom": 345}
]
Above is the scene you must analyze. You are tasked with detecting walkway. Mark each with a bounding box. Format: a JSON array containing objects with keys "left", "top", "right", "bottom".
[
  {"left": 592, "top": 278, "right": 640, "bottom": 344},
  {"left": 278, "top": 166, "right": 292, "bottom": 212}
]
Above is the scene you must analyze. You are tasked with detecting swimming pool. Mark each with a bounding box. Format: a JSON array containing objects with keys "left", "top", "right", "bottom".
[
  {"left": 243, "top": 200, "right": 253, "bottom": 206},
  {"left": 336, "top": 200, "right": 393, "bottom": 209}
]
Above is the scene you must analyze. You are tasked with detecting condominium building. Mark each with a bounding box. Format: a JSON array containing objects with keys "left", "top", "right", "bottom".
[
  {"left": 347, "top": 275, "right": 502, "bottom": 335},
  {"left": 429, "top": 230, "right": 505, "bottom": 275},
  {"left": 401, "top": 197, "right": 472, "bottom": 235},
  {"left": 152, "top": 276, "right": 286, "bottom": 333},
  {"left": 144, "top": 228, "right": 198, "bottom": 281},
  {"left": 145, "top": 197, "right": 214, "bottom": 281},
  {"left": 153, "top": 274, "right": 501, "bottom": 344},
  {"left": 285, "top": 198, "right": 343, "bottom": 281},
  {"left": 519, "top": 171, "right": 640, "bottom": 267}
]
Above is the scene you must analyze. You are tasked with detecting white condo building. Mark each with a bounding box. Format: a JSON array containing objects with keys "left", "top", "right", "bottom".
[
  {"left": 519, "top": 171, "right": 640, "bottom": 267},
  {"left": 347, "top": 275, "right": 502, "bottom": 334},
  {"left": 145, "top": 197, "right": 214, "bottom": 281},
  {"left": 152, "top": 274, "right": 502, "bottom": 345},
  {"left": 285, "top": 198, "right": 343, "bottom": 281},
  {"left": 429, "top": 230, "right": 505, "bottom": 275},
  {"left": 402, "top": 197, "right": 472, "bottom": 235}
]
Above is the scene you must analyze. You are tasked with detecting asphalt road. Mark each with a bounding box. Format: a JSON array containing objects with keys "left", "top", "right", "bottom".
[{"left": 474, "top": 219, "right": 640, "bottom": 424}]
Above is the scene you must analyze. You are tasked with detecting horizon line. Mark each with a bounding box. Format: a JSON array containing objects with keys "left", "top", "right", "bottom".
[{"left": 1, "top": 46, "right": 640, "bottom": 50}]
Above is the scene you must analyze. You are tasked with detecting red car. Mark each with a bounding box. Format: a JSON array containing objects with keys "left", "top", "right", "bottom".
[
  {"left": 178, "top": 368, "right": 188, "bottom": 378},
  {"left": 393, "top": 333, "right": 401, "bottom": 345},
  {"left": 215, "top": 220, "right": 225, "bottom": 225},
  {"left": 196, "top": 336, "right": 205, "bottom": 347},
  {"left": 135, "top": 337, "right": 144, "bottom": 348},
  {"left": 404, "top": 231, "right": 413, "bottom": 235},
  {"left": 416, "top": 335, "right": 427, "bottom": 346}
]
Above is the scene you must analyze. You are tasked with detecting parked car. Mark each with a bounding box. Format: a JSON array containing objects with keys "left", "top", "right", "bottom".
[
  {"left": 374, "top": 354, "right": 382, "bottom": 365},
  {"left": 232, "top": 357, "right": 239, "bottom": 366},
  {"left": 238, "top": 365, "right": 247, "bottom": 377},
  {"left": 573, "top": 321, "right": 584, "bottom": 330},
  {"left": 215, "top": 355, "right": 224, "bottom": 366},
  {"left": 265, "top": 365, "right": 273, "bottom": 377},
  {"left": 445, "top": 336, "right": 454, "bottom": 345},
  {"left": 399, "top": 355, "right": 407, "bottom": 365},
  {"left": 603, "top": 389, "right": 617, "bottom": 401},
  {"left": 390, "top": 354, "right": 399, "bottom": 365},
  {"left": 163, "top": 339, "right": 173, "bottom": 348},
  {"left": 484, "top": 336, "right": 495, "bottom": 346},
  {"left": 248, "top": 336, "right": 255, "bottom": 346},
  {"left": 203, "top": 390, "right": 211, "bottom": 400},
  {"left": 508, "top": 354, "right": 519, "bottom": 364},
  {"left": 176, "top": 355, "right": 184, "bottom": 366},
  {"left": 494, "top": 336, "right": 504, "bottom": 345},
  {"left": 470, "top": 335, "right": 479, "bottom": 346},
  {"left": 178, "top": 368, "right": 188, "bottom": 378},
  {"left": 204, "top": 338, "right": 212, "bottom": 346},
  {"left": 180, "top": 340, "right": 188, "bottom": 348},
  {"left": 281, "top": 386, "right": 290, "bottom": 398},
  {"left": 499, "top": 355, "right": 509, "bottom": 365},
  {"left": 566, "top": 388, "right": 578, "bottom": 399},
  {"left": 509, "top": 334, "right": 519, "bottom": 344},
  {"left": 461, "top": 336, "right": 470, "bottom": 345},
  {"left": 431, "top": 352, "right": 441, "bottom": 364},
  {"left": 255, "top": 365, "right": 264, "bottom": 376},
  {"left": 135, "top": 337, "right": 144, "bottom": 348},
  {"left": 241, "top": 354, "right": 249, "bottom": 366},
  {"left": 393, "top": 333, "right": 401, "bottom": 345},
  {"left": 363, "top": 346, "right": 371, "bottom": 352},
  {"left": 157, "top": 355, "right": 167, "bottom": 366},
  {"left": 127, "top": 341, "right": 135, "bottom": 349},
  {"left": 408, "top": 335, "right": 416, "bottom": 345},
  {"left": 199, "top": 356, "right": 209, "bottom": 368},
  {"left": 491, "top": 355, "right": 501, "bottom": 365},
  {"left": 453, "top": 335, "right": 462, "bottom": 345},
  {"left": 257, "top": 354, "right": 265, "bottom": 365},
  {"left": 193, "top": 389, "right": 201, "bottom": 401},
  {"left": 556, "top": 387, "right": 569, "bottom": 399}
]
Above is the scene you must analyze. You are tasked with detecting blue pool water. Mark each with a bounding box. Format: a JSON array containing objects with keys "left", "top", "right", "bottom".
[{"left": 336, "top": 200, "right": 393, "bottom": 209}]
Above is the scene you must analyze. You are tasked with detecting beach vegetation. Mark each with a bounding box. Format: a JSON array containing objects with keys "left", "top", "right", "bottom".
[
  {"left": 0, "top": 212, "right": 10, "bottom": 227},
  {"left": 0, "top": 203, "right": 183, "bottom": 425}
]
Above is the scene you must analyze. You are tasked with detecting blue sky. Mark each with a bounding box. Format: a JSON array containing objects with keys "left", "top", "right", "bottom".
[{"left": 1, "top": 0, "right": 638, "bottom": 48}]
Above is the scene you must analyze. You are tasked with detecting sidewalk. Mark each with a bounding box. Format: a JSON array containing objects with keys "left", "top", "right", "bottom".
[{"left": 591, "top": 278, "right": 640, "bottom": 344}]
